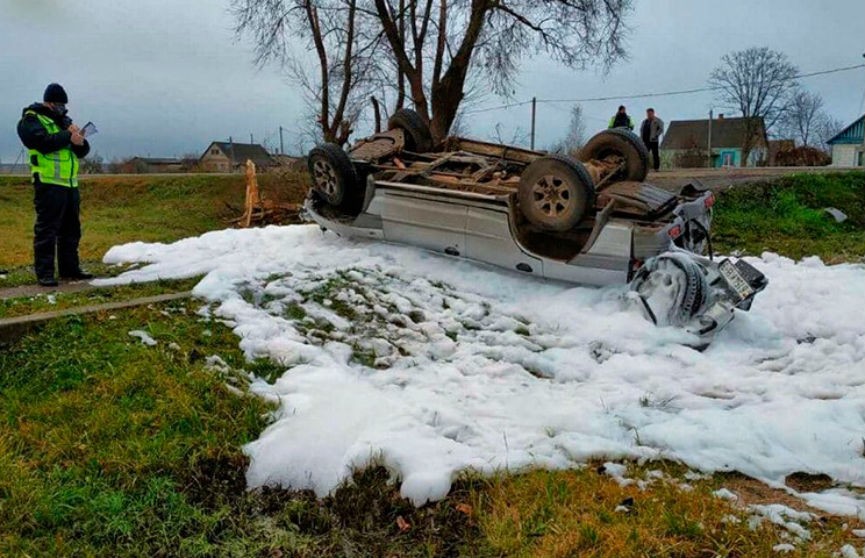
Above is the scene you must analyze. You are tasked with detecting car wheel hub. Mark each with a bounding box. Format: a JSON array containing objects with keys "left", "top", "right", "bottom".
[
  {"left": 532, "top": 175, "right": 571, "bottom": 217},
  {"left": 312, "top": 159, "right": 338, "bottom": 197}
]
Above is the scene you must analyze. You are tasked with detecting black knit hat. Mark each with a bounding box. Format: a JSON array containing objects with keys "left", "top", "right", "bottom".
[{"left": 43, "top": 83, "right": 68, "bottom": 104}]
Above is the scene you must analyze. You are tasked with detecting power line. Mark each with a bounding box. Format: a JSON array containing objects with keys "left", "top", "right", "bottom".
[{"left": 463, "top": 63, "right": 865, "bottom": 115}]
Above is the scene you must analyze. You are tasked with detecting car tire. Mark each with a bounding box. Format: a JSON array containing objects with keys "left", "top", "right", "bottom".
[
  {"left": 387, "top": 108, "right": 433, "bottom": 153},
  {"left": 630, "top": 253, "right": 707, "bottom": 326},
  {"left": 307, "top": 143, "right": 361, "bottom": 211},
  {"left": 580, "top": 129, "right": 649, "bottom": 182},
  {"left": 517, "top": 155, "right": 595, "bottom": 232}
]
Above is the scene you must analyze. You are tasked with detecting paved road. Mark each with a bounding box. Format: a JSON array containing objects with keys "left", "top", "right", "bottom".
[{"left": 648, "top": 166, "right": 862, "bottom": 191}]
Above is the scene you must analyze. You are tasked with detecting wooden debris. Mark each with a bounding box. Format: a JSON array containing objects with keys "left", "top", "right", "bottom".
[{"left": 231, "top": 158, "right": 302, "bottom": 226}]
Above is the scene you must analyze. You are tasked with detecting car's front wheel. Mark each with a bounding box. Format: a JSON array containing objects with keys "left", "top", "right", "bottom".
[
  {"left": 307, "top": 143, "right": 361, "bottom": 211},
  {"left": 517, "top": 155, "right": 595, "bottom": 232}
]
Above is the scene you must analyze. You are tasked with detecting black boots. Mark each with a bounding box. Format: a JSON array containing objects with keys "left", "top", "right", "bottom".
[{"left": 60, "top": 270, "right": 94, "bottom": 280}]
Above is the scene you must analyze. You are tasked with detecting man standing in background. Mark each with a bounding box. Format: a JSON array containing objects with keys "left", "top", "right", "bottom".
[
  {"left": 640, "top": 108, "right": 664, "bottom": 171},
  {"left": 608, "top": 105, "right": 634, "bottom": 131},
  {"left": 17, "top": 83, "right": 92, "bottom": 287}
]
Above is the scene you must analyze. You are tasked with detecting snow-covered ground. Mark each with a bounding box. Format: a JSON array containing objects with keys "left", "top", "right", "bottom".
[{"left": 97, "top": 225, "right": 865, "bottom": 514}]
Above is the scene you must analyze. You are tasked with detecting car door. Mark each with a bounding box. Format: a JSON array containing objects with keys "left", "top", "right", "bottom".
[
  {"left": 464, "top": 206, "right": 543, "bottom": 276},
  {"left": 377, "top": 191, "right": 467, "bottom": 256}
]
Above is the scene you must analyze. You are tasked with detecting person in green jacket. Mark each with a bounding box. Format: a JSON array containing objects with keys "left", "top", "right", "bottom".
[
  {"left": 16, "top": 83, "right": 92, "bottom": 287},
  {"left": 608, "top": 105, "right": 634, "bottom": 131}
]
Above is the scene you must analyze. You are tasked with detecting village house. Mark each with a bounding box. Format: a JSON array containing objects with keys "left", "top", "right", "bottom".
[
  {"left": 660, "top": 115, "right": 769, "bottom": 168},
  {"left": 120, "top": 157, "right": 184, "bottom": 174},
  {"left": 199, "top": 141, "right": 276, "bottom": 173},
  {"left": 827, "top": 115, "right": 864, "bottom": 167}
]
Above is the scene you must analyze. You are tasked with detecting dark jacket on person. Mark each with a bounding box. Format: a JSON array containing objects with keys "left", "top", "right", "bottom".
[
  {"left": 17, "top": 103, "right": 90, "bottom": 162},
  {"left": 608, "top": 112, "right": 634, "bottom": 131}
]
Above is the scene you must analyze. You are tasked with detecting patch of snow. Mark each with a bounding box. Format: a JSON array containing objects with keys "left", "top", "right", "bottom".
[
  {"left": 98, "top": 225, "right": 865, "bottom": 506},
  {"left": 854, "top": 529, "right": 865, "bottom": 539},
  {"left": 772, "top": 543, "right": 795, "bottom": 553},
  {"left": 600, "top": 462, "right": 633, "bottom": 487},
  {"left": 839, "top": 544, "right": 863, "bottom": 558},
  {"left": 128, "top": 330, "right": 157, "bottom": 346},
  {"left": 685, "top": 470, "right": 710, "bottom": 481},
  {"left": 800, "top": 488, "right": 865, "bottom": 520},
  {"left": 205, "top": 355, "right": 231, "bottom": 373},
  {"left": 713, "top": 488, "right": 738, "bottom": 502},
  {"left": 749, "top": 504, "right": 814, "bottom": 541}
]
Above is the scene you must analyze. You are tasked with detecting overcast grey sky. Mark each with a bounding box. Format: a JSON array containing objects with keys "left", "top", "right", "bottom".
[{"left": 1, "top": 0, "right": 863, "bottom": 163}]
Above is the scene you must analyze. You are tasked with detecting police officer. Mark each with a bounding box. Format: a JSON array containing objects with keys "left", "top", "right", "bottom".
[
  {"left": 608, "top": 105, "right": 634, "bottom": 131},
  {"left": 17, "top": 83, "right": 92, "bottom": 287}
]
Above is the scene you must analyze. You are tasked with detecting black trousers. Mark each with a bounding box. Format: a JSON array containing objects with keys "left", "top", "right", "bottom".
[
  {"left": 647, "top": 140, "right": 660, "bottom": 171},
  {"left": 33, "top": 180, "right": 81, "bottom": 279}
]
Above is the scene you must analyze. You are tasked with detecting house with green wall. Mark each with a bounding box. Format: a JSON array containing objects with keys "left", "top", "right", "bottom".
[
  {"left": 660, "top": 115, "right": 768, "bottom": 168},
  {"left": 827, "top": 115, "right": 864, "bottom": 167}
]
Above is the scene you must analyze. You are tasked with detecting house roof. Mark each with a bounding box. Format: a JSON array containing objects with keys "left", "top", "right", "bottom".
[
  {"left": 827, "top": 115, "right": 864, "bottom": 145},
  {"left": 130, "top": 157, "right": 182, "bottom": 165},
  {"left": 660, "top": 117, "right": 767, "bottom": 150},
  {"left": 204, "top": 142, "right": 275, "bottom": 166}
]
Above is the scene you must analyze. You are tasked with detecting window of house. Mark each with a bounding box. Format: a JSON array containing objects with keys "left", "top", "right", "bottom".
[{"left": 211, "top": 148, "right": 219, "bottom": 155}]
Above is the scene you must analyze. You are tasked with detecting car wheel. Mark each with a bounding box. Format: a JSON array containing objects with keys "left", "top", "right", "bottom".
[
  {"left": 387, "top": 108, "right": 433, "bottom": 153},
  {"left": 307, "top": 143, "right": 360, "bottom": 210},
  {"left": 517, "top": 155, "right": 594, "bottom": 232},
  {"left": 630, "top": 253, "right": 707, "bottom": 326},
  {"left": 580, "top": 129, "right": 649, "bottom": 182}
]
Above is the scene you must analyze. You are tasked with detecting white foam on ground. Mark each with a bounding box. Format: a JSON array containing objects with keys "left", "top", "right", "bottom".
[{"left": 98, "top": 225, "right": 865, "bottom": 509}]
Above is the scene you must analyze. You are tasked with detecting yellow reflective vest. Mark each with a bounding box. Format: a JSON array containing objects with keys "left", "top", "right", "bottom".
[{"left": 25, "top": 110, "right": 79, "bottom": 188}]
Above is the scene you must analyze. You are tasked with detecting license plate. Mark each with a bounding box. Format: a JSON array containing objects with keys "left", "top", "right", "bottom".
[{"left": 719, "top": 259, "right": 755, "bottom": 300}]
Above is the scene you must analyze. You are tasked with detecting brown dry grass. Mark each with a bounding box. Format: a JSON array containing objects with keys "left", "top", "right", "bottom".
[{"left": 472, "top": 463, "right": 864, "bottom": 558}]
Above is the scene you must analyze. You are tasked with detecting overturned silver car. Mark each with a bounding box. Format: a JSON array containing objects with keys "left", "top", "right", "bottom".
[{"left": 304, "top": 109, "right": 767, "bottom": 348}]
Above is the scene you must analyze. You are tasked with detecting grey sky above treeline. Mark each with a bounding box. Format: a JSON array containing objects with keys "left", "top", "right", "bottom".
[{"left": 1, "top": 0, "right": 863, "bottom": 163}]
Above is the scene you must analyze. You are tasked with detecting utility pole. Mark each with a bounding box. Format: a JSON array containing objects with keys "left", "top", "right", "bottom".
[
  {"left": 860, "top": 53, "right": 865, "bottom": 166},
  {"left": 279, "top": 126, "right": 284, "bottom": 155},
  {"left": 250, "top": 133, "right": 254, "bottom": 144},
  {"left": 530, "top": 97, "right": 537, "bottom": 150},
  {"left": 229, "top": 135, "right": 235, "bottom": 173},
  {"left": 707, "top": 109, "right": 713, "bottom": 168}
]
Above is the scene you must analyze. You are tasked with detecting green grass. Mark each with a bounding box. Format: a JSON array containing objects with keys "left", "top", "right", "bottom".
[
  {"left": 0, "top": 172, "right": 308, "bottom": 284},
  {"left": 0, "top": 277, "right": 200, "bottom": 319},
  {"left": 712, "top": 172, "right": 865, "bottom": 262}
]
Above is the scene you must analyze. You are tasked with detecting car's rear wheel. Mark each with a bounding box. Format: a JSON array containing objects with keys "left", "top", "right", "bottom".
[
  {"left": 307, "top": 143, "right": 360, "bottom": 211},
  {"left": 518, "top": 155, "right": 594, "bottom": 232},
  {"left": 580, "top": 129, "right": 649, "bottom": 182},
  {"left": 387, "top": 108, "right": 433, "bottom": 153}
]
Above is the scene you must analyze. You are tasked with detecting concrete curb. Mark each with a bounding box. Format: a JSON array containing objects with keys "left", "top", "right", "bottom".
[{"left": 0, "top": 292, "right": 192, "bottom": 345}]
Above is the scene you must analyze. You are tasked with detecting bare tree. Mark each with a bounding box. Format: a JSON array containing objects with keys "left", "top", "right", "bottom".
[
  {"left": 373, "top": 0, "right": 632, "bottom": 142},
  {"left": 233, "top": 0, "right": 384, "bottom": 145},
  {"left": 815, "top": 115, "right": 845, "bottom": 152},
  {"left": 778, "top": 89, "right": 824, "bottom": 146},
  {"left": 80, "top": 152, "right": 104, "bottom": 174},
  {"left": 549, "top": 104, "right": 586, "bottom": 155},
  {"left": 235, "top": 0, "right": 631, "bottom": 146},
  {"left": 709, "top": 47, "right": 798, "bottom": 165}
]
